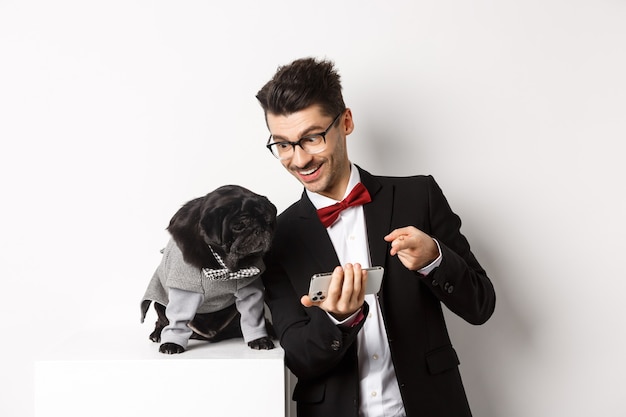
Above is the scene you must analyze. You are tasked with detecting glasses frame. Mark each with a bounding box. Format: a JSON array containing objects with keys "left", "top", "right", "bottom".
[{"left": 265, "top": 112, "right": 343, "bottom": 160}]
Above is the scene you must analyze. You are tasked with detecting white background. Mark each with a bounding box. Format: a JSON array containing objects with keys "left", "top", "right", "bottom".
[{"left": 1, "top": 1, "right": 625, "bottom": 416}]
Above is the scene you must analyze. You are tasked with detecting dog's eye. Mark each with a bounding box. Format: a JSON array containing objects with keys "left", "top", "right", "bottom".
[{"left": 232, "top": 220, "right": 246, "bottom": 232}]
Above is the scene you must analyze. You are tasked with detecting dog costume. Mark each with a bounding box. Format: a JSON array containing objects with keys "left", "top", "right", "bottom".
[
  {"left": 139, "top": 184, "right": 276, "bottom": 353},
  {"left": 140, "top": 238, "right": 268, "bottom": 349}
]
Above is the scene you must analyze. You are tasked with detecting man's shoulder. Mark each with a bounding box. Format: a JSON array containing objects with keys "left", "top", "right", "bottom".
[
  {"left": 277, "top": 197, "right": 306, "bottom": 219},
  {"left": 358, "top": 165, "right": 434, "bottom": 183},
  {"left": 362, "top": 168, "right": 437, "bottom": 192},
  {"left": 374, "top": 173, "right": 435, "bottom": 183}
]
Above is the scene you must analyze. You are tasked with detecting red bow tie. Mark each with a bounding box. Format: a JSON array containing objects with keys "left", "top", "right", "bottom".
[{"left": 317, "top": 182, "right": 372, "bottom": 228}]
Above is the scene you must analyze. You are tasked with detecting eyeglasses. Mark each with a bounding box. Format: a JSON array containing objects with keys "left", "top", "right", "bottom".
[{"left": 266, "top": 112, "right": 342, "bottom": 160}]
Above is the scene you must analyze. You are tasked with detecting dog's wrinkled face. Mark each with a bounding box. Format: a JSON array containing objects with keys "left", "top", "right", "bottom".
[
  {"left": 199, "top": 186, "right": 277, "bottom": 271},
  {"left": 167, "top": 185, "right": 277, "bottom": 271}
]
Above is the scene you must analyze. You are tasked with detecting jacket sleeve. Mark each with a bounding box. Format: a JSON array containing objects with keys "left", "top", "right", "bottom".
[
  {"left": 262, "top": 259, "right": 369, "bottom": 380},
  {"left": 420, "top": 175, "right": 496, "bottom": 325},
  {"left": 234, "top": 278, "right": 269, "bottom": 343},
  {"left": 161, "top": 288, "right": 204, "bottom": 348}
]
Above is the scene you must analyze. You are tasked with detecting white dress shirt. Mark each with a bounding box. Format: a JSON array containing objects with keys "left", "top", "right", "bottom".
[{"left": 307, "top": 164, "right": 406, "bottom": 417}]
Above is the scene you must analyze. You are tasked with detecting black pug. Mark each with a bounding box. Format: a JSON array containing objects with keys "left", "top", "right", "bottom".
[{"left": 140, "top": 185, "right": 277, "bottom": 354}]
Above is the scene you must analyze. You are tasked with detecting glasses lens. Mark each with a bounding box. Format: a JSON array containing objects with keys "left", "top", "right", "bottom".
[
  {"left": 268, "top": 142, "right": 290, "bottom": 159},
  {"left": 300, "top": 135, "right": 325, "bottom": 155},
  {"left": 268, "top": 136, "right": 327, "bottom": 160}
]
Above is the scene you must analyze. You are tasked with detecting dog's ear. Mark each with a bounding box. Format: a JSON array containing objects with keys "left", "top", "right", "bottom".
[
  {"left": 167, "top": 197, "right": 211, "bottom": 268},
  {"left": 198, "top": 192, "right": 238, "bottom": 248}
]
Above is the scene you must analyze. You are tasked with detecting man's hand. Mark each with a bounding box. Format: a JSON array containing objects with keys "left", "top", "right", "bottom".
[
  {"left": 384, "top": 226, "right": 440, "bottom": 271},
  {"left": 301, "top": 263, "right": 367, "bottom": 321}
]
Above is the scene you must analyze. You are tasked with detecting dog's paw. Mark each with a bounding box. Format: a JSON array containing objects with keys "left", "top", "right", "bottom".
[
  {"left": 159, "top": 342, "right": 185, "bottom": 354},
  {"left": 248, "top": 337, "right": 275, "bottom": 350},
  {"left": 149, "top": 329, "right": 162, "bottom": 343}
]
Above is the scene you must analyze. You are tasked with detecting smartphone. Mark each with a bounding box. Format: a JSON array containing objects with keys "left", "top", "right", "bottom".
[{"left": 308, "top": 266, "right": 384, "bottom": 302}]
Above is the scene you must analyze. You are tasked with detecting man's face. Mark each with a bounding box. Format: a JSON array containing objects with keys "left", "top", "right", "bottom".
[{"left": 266, "top": 105, "right": 354, "bottom": 201}]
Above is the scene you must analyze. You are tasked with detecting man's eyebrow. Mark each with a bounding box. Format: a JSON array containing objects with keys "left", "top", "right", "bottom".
[{"left": 271, "top": 124, "right": 326, "bottom": 141}]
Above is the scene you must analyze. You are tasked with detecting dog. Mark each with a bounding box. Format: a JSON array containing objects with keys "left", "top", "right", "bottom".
[{"left": 140, "top": 185, "right": 277, "bottom": 354}]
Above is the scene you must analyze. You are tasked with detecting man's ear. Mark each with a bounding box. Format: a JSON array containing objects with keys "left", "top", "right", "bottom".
[{"left": 342, "top": 108, "right": 355, "bottom": 136}]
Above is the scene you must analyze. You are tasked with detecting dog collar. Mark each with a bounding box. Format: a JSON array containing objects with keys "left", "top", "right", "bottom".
[{"left": 202, "top": 246, "right": 260, "bottom": 281}]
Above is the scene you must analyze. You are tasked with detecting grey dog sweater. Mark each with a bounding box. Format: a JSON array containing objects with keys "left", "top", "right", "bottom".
[{"left": 141, "top": 239, "right": 268, "bottom": 348}]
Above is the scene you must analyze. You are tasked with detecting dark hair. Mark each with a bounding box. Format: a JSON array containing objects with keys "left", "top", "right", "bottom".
[{"left": 256, "top": 57, "right": 346, "bottom": 118}]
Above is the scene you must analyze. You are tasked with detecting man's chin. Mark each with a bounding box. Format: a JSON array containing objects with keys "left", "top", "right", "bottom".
[{"left": 301, "top": 181, "right": 326, "bottom": 195}]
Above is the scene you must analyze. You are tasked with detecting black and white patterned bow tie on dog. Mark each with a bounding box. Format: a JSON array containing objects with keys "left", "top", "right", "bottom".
[{"left": 202, "top": 246, "right": 261, "bottom": 281}]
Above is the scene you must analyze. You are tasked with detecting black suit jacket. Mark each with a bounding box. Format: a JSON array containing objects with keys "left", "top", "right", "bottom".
[{"left": 263, "top": 166, "right": 496, "bottom": 417}]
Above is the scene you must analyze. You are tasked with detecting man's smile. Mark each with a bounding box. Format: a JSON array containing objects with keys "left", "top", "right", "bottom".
[{"left": 295, "top": 163, "right": 323, "bottom": 182}]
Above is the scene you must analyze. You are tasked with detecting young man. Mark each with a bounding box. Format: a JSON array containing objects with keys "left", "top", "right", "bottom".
[{"left": 257, "top": 57, "right": 496, "bottom": 417}]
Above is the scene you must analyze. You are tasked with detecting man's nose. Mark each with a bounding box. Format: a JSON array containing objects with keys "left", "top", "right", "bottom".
[{"left": 290, "top": 144, "right": 312, "bottom": 166}]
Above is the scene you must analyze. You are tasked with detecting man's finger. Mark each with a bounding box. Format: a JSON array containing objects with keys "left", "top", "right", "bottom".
[
  {"left": 301, "top": 295, "right": 315, "bottom": 307},
  {"left": 389, "top": 234, "right": 409, "bottom": 255}
]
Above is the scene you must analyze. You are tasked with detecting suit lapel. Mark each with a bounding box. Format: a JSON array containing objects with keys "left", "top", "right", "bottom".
[
  {"left": 359, "top": 167, "right": 394, "bottom": 269},
  {"left": 292, "top": 190, "right": 341, "bottom": 271}
]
